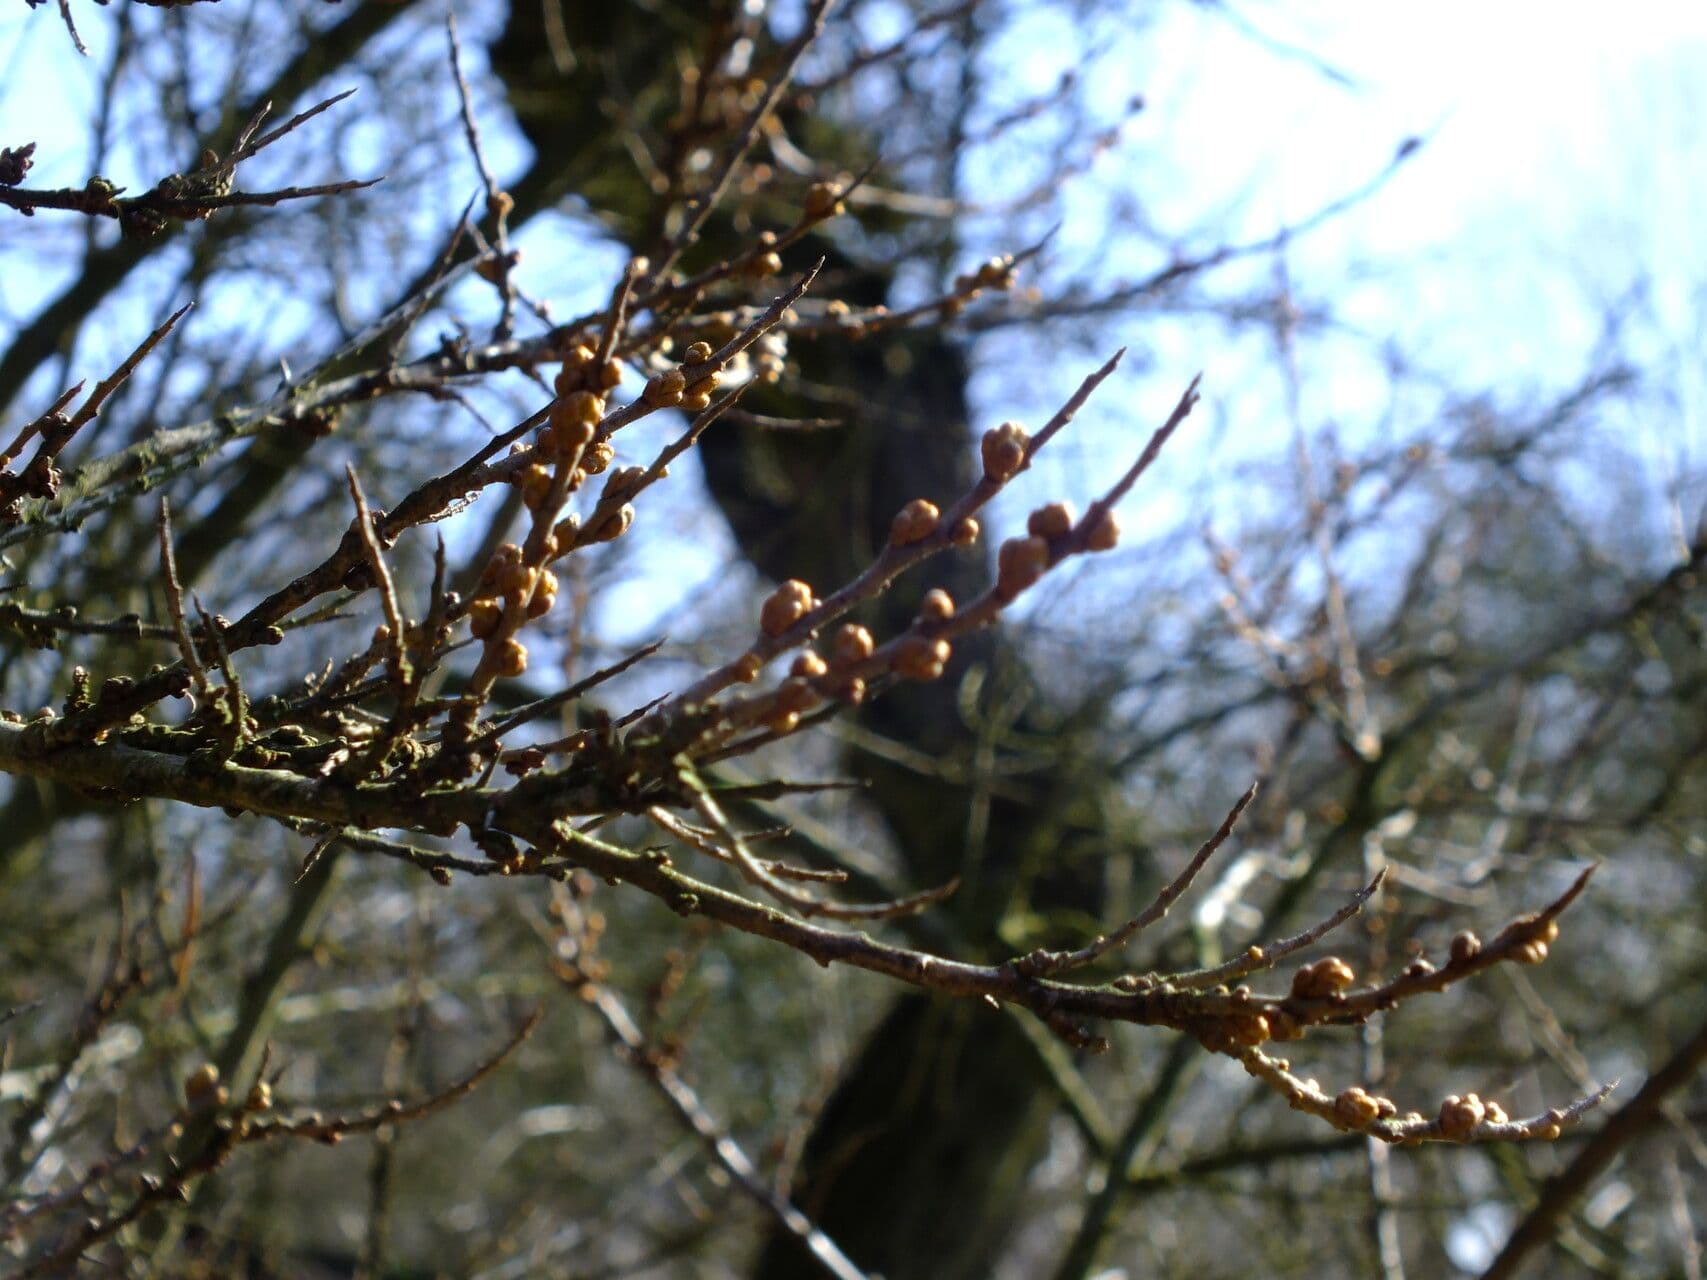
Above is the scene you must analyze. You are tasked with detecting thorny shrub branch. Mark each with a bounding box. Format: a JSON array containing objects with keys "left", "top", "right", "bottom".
[{"left": 0, "top": 2, "right": 1621, "bottom": 1267}]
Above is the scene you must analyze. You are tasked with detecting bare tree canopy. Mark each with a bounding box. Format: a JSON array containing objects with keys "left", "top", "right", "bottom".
[{"left": 0, "top": 3, "right": 1701, "bottom": 1278}]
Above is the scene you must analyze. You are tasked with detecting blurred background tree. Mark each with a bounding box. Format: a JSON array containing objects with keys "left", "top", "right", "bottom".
[{"left": 0, "top": 2, "right": 1701, "bottom": 1278}]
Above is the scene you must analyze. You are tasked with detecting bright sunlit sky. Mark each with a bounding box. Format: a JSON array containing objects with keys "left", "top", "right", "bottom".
[
  {"left": 1017, "top": 1, "right": 1707, "bottom": 524},
  {"left": 1, "top": 1, "right": 1704, "bottom": 636}
]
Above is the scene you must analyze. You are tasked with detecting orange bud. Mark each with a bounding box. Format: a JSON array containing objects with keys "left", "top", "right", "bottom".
[
  {"left": 980, "top": 422, "right": 1030, "bottom": 482},
  {"left": 889, "top": 499, "right": 941, "bottom": 548},
  {"left": 1026, "top": 501, "right": 1074, "bottom": 541},
  {"left": 893, "top": 635, "right": 951, "bottom": 681},
  {"left": 918, "top": 589, "right": 955, "bottom": 621},
  {"left": 496, "top": 637, "right": 528, "bottom": 677},
  {"left": 995, "top": 535, "right": 1050, "bottom": 599},
  {"left": 1085, "top": 509, "right": 1120, "bottom": 552},
  {"left": 803, "top": 182, "right": 844, "bottom": 221},
  {"left": 643, "top": 369, "right": 687, "bottom": 407},
  {"left": 832, "top": 624, "right": 875, "bottom": 666}
]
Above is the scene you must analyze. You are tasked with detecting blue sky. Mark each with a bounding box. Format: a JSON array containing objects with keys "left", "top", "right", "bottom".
[{"left": 2, "top": 0, "right": 1702, "bottom": 632}]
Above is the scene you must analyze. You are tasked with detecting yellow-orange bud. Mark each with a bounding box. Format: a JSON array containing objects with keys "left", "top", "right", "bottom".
[
  {"left": 519, "top": 464, "right": 554, "bottom": 511},
  {"left": 918, "top": 588, "right": 955, "bottom": 621},
  {"left": 790, "top": 651, "right": 828, "bottom": 679},
  {"left": 1438, "top": 1093, "right": 1486, "bottom": 1139},
  {"left": 759, "top": 580, "right": 815, "bottom": 637},
  {"left": 995, "top": 535, "right": 1050, "bottom": 598},
  {"left": 1026, "top": 501, "right": 1074, "bottom": 541},
  {"left": 527, "top": 568, "right": 559, "bottom": 619},
  {"left": 643, "top": 369, "right": 686, "bottom": 407},
  {"left": 468, "top": 597, "right": 503, "bottom": 639},
  {"left": 1085, "top": 509, "right": 1120, "bottom": 552},
  {"left": 681, "top": 373, "right": 720, "bottom": 413},
  {"left": 803, "top": 182, "right": 844, "bottom": 221},
  {"left": 588, "top": 503, "right": 635, "bottom": 543},
  {"left": 582, "top": 440, "right": 615, "bottom": 475},
  {"left": 745, "top": 251, "right": 783, "bottom": 278},
  {"left": 832, "top": 624, "right": 874, "bottom": 666},
  {"left": 1333, "top": 1087, "right": 1382, "bottom": 1127},
  {"left": 1290, "top": 956, "right": 1357, "bottom": 999},
  {"left": 553, "top": 390, "right": 605, "bottom": 431},
  {"left": 981, "top": 422, "right": 1030, "bottom": 482},
  {"left": 496, "top": 637, "right": 528, "bottom": 677},
  {"left": 893, "top": 635, "right": 951, "bottom": 681},
  {"left": 889, "top": 499, "right": 941, "bottom": 548}
]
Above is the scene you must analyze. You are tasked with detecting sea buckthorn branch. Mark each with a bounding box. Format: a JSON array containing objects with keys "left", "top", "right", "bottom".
[
  {"left": 10, "top": 1012, "right": 539, "bottom": 1279},
  {"left": 0, "top": 91, "right": 375, "bottom": 234},
  {"left": 448, "top": 264, "right": 821, "bottom": 750},
  {"left": 652, "top": 348, "right": 1133, "bottom": 722},
  {"left": 1168, "top": 868, "right": 1389, "bottom": 990},
  {"left": 0, "top": 303, "right": 190, "bottom": 524},
  {"left": 1010, "top": 780, "right": 1260, "bottom": 978},
  {"left": 643, "top": 368, "right": 1198, "bottom": 769},
  {"left": 661, "top": 757, "right": 958, "bottom": 921},
  {"left": 643, "top": 0, "right": 839, "bottom": 286},
  {"left": 512, "top": 814, "right": 1611, "bottom": 1141},
  {"left": 1235, "top": 1045, "right": 1616, "bottom": 1145}
]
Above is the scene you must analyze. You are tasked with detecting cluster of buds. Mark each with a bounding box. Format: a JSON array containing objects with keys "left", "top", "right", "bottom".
[
  {"left": 1200, "top": 1010, "right": 1272, "bottom": 1053},
  {"left": 942, "top": 254, "right": 1019, "bottom": 318},
  {"left": 183, "top": 1062, "right": 229, "bottom": 1112},
  {"left": 751, "top": 329, "right": 789, "bottom": 384},
  {"left": 760, "top": 579, "right": 818, "bottom": 637},
  {"left": 742, "top": 230, "right": 785, "bottom": 280},
  {"left": 830, "top": 298, "right": 889, "bottom": 341},
  {"left": 1290, "top": 955, "right": 1357, "bottom": 999},
  {"left": 980, "top": 421, "right": 1030, "bottom": 482},
  {"left": 802, "top": 180, "right": 845, "bottom": 222},
  {"left": 1333, "top": 1085, "right": 1398, "bottom": 1128},
  {"left": 789, "top": 646, "right": 863, "bottom": 705},
  {"left": 764, "top": 673, "right": 819, "bottom": 734},
  {"left": 995, "top": 534, "right": 1049, "bottom": 600},
  {"left": 889, "top": 498, "right": 941, "bottom": 548},
  {"left": 1438, "top": 1091, "right": 1512, "bottom": 1138},
  {"left": 468, "top": 542, "right": 558, "bottom": 676},
  {"left": 678, "top": 341, "right": 722, "bottom": 413},
  {"left": 952, "top": 253, "right": 1017, "bottom": 296},
  {"left": 1513, "top": 917, "right": 1559, "bottom": 965},
  {"left": 532, "top": 349, "right": 617, "bottom": 503},
  {"left": 893, "top": 634, "right": 951, "bottom": 681},
  {"left": 831, "top": 623, "right": 873, "bottom": 666}
]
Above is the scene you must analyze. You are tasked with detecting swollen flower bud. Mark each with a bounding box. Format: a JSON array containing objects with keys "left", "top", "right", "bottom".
[
  {"left": 1438, "top": 1093, "right": 1486, "bottom": 1139},
  {"left": 803, "top": 182, "right": 845, "bottom": 221},
  {"left": 496, "top": 637, "right": 528, "bottom": 677},
  {"left": 996, "top": 535, "right": 1050, "bottom": 599},
  {"left": 889, "top": 499, "right": 941, "bottom": 548},
  {"left": 918, "top": 588, "right": 955, "bottom": 621},
  {"left": 759, "top": 580, "right": 816, "bottom": 637},
  {"left": 643, "top": 369, "right": 687, "bottom": 407},
  {"left": 1085, "top": 509, "right": 1120, "bottom": 552},
  {"left": 1291, "top": 956, "right": 1357, "bottom": 999},
  {"left": 980, "top": 422, "right": 1030, "bottom": 482},
  {"left": 790, "top": 651, "right": 828, "bottom": 679},
  {"left": 832, "top": 624, "right": 875, "bottom": 666},
  {"left": 1026, "top": 502, "right": 1074, "bottom": 541},
  {"left": 893, "top": 635, "right": 951, "bottom": 681}
]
